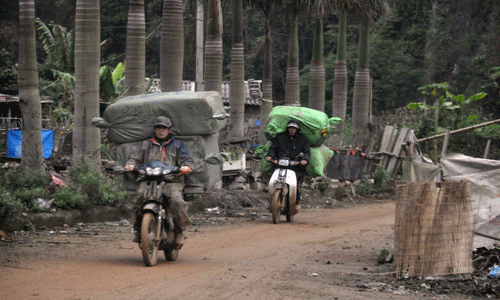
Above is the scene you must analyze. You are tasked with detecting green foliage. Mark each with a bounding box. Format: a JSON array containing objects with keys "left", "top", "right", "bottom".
[
  {"left": 356, "top": 179, "right": 373, "bottom": 196},
  {"left": 100, "top": 63, "right": 125, "bottom": 101},
  {"left": 69, "top": 160, "right": 128, "bottom": 207},
  {"left": 0, "top": 161, "right": 129, "bottom": 229},
  {"left": 372, "top": 167, "right": 390, "bottom": 189},
  {"left": 0, "top": 187, "right": 24, "bottom": 227},
  {"left": 0, "top": 49, "right": 18, "bottom": 95},
  {"left": 52, "top": 186, "right": 89, "bottom": 210}
]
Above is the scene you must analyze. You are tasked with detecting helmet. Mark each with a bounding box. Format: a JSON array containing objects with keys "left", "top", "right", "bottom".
[
  {"left": 153, "top": 116, "right": 172, "bottom": 128},
  {"left": 286, "top": 119, "right": 301, "bottom": 130}
]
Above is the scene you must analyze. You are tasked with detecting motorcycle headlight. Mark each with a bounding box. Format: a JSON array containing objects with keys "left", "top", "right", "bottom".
[
  {"left": 162, "top": 169, "right": 171, "bottom": 175},
  {"left": 151, "top": 167, "right": 162, "bottom": 176},
  {"left": 138, "top": 169, "right": 146, "bottom": 175},
  {"left": 278, "top": 159, "right": 289, "bottom": 166}
]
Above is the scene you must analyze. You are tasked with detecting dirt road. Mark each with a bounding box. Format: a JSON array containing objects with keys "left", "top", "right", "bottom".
[{"left": 0, "top": 200, "right": 467, "bottom": 300}]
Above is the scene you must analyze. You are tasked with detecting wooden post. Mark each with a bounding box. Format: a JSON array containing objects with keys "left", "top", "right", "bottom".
[
  {"left": 441, "top": 128, "right": 450, "bottom": 159},
  {"left": 484, "top": 139, "right": 492, "bottom": 159}
]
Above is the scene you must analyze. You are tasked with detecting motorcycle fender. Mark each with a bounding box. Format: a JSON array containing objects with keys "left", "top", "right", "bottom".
[
  {"left": 142, "top": 203, "right": 160, "bottom": 214},
  {"left": 284, "top": 170, "right": 297, "bottom": 206}
]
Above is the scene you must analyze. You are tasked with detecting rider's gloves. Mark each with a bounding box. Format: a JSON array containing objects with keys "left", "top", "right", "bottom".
[
  {"left": 124, "top": 165, "right": 135, "bottom": 171},
  {"left": 300, "top": 160, "right": 308, "bottom": 166},
  {"left": 179, "top": 166, "right": 191, "bottom": 175},
  {"left": 265, "top": 156, "right": 272, "bottom": 162}
]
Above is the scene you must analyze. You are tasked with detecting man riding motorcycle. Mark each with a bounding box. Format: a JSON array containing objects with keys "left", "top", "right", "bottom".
[
  {"left": 265, "top": 119, "right": 310, "bottom": 212},
  {"left": 125, "top": 116, "right": 193, "bottom": 248}
]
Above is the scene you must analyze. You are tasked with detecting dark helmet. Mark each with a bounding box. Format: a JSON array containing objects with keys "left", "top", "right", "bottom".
[
  {"left": 286, "top": 119, "right": 301, "bottom": 131},
  {"left": 153, "top": 116, "right": 172, "bottom": 128}
]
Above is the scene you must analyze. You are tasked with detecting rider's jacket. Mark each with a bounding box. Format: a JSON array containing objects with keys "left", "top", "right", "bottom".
[
  {"left": 266, "top": 128, "right": 310, "bottom": 175},
  {"left": 126, "top": 136, "right": 193, "bottom": 184}
]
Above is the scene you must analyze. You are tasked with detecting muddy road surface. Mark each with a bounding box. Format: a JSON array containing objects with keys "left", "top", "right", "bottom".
[{"left": 0, "top": 199, "right": 475, "bottom": 300}]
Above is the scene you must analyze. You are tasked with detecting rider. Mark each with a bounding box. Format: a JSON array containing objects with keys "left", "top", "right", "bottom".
[
  {"left": 125, "top": 116, "right": 193, "bottom": 247},
  {"left": 265, "top": 119, "right": 310, "bottom": 212}
]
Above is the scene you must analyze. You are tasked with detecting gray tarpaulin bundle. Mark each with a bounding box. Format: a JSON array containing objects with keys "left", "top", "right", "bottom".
[{"left": 92, "top": 91, "right": 228, "bottom": 144}]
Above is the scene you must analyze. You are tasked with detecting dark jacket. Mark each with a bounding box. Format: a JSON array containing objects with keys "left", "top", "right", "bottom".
[
  {"left": 126, "top": 136, "right": 193, "bottom": 184},
  {"left": 266, "top": 120, "right": 310, "bottom": 175}
]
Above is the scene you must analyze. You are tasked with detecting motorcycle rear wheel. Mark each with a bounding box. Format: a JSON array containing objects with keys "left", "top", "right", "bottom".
[
  {"left": 164, "top": 248, "right": 179, "bottom": 261},
  {"left": 141, "top": 213, "right": 159, "bottom": 266},
  {"left": 271, "top": 190, "right": 282, "bottom": 224}
]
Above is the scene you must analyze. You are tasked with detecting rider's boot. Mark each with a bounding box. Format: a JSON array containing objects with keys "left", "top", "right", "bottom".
[
  {"left": 133, "top": 231, "right": 140, "bottom": 243},
  {"left": 174, "top": 231, "right": 185, "bottom": 249}
]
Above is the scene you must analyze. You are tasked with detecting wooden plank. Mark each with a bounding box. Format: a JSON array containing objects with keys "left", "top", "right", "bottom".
[
  {"left": 380, "top": 126, "right": 398, "bottom": 169},
  {"left": 386, "top": 128, "right": 410, "bottom": 175}
]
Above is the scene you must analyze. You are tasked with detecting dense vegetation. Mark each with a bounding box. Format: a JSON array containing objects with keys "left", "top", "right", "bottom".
[{"left": 1, "top": 0, "right": 498, "bottom": 117}]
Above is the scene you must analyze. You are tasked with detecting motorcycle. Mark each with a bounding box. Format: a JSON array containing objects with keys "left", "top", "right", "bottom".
[
  {"left": 267, "top": 155, "right": 303, "bottom": 224},
  {"left": 126, "top": 161, "right": 183, "bottom": 266}
]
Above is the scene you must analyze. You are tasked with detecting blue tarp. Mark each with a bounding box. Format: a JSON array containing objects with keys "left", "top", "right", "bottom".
[{"left": 6, "top": 130, "right": 54, "bottom": 159}]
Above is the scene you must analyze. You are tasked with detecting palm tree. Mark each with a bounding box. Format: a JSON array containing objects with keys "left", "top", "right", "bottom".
[
  {"left": 195, "top": 0, "right": 204, "bottom": 91},
  {"left": 351, "top": 0, "right": 389, "bottom": 147},
  {"left": 73, "top": 0, "right": 101, "bottom": 167},
  {"left": 161, "top": 0, "right": 184, "bottom": 92},
  {"left": 308, "top": 14, "right": 325, "bottom": 112},
  {"left": 248, "top": 0, "right": 284, "bottom": 142},
  {"left": 18, "top": 0, "right": 43, "bottom": 171},
  {"left": 330, "top": 10, "right": 347, "bottom": 146},
  {"left": 228, "top": 0, "right": 245, "bottom": 139},
  {"left": 284, "top": 0, "right": 301, "bottom": 106},
  {"left": 123, "top": 0, "right": 146, "bottom": 97},
  {"left": 204, "top": 0, "right": 223, "bottom": 94}
]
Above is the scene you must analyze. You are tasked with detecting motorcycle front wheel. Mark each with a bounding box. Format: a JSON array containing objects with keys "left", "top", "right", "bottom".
[
  {"left": 271, "top": 190, "right": 282, "bottom": 224},
  {"left": 141, "top": 213, "right": 159, "bottom": 266}
]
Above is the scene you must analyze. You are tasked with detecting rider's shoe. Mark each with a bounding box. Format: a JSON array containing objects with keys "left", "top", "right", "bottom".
[
  {"left": 174, "top": 232, "right": 185, "bottom": 248},
  {"left": 293, "top": 205, "right": 301, "bottom": 214}
]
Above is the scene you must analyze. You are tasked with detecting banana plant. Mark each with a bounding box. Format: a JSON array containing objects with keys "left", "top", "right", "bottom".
[{"left": 99, "top": 62, "right": 125, "bottom": 101}]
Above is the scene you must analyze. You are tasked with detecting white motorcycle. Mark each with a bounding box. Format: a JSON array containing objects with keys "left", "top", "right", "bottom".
[{"left": 268, "top": 155, "right": 303, "bottom": 224}]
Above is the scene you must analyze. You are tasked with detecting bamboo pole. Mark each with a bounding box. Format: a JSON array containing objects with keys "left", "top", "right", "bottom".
[
  {"left": 484, "top": 139, "right": 491, "bottom": 159},
  {"left": 417, "top": 119, "right": 500, "bottom": 143},
  {"left": 441, "top": 128, "right": 450, "bottom": 158}
]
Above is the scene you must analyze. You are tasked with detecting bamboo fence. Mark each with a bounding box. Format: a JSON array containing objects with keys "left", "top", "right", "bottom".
[{"left": 394, "top": 180, "right": 474, "bottom": 278}]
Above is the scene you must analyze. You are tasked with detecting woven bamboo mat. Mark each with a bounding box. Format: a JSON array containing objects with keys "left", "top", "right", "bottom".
[{"left": 394, "top": 180, "right": 474, "bottom": 278}]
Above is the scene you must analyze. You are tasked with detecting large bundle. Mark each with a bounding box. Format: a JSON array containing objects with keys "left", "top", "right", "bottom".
[
  {"left": 93, "top": 91, "right": 228, "bottom": 144},
  {"left": 256, "top": 142, "right": 333, "bottom": 177},
  {"left": 264, "top": 106, "right": 341, "bottom": 147}
]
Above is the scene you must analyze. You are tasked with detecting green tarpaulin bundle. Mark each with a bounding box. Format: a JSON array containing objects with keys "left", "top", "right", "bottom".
[
  {"left": 93, "top": 91, "right": 228, "bottom": 144},
  {"left": 264, "top": 106, "right": 342, "bottom": 147},
  {"left": 255, "top": 142, "right": 333, "bottom": 177}
]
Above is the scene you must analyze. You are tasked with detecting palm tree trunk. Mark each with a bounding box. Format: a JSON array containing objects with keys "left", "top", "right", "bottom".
[
  {"left": 195, "top": 0, "right": 204, "bottom": 91},
  {"left": 228, "top": 0, "right": 245, "bottom": 139},
  {"left": 351, "top": 14, "right": 371, "bottom": 147},
  {"left": 124, "top": 0, "right": 146, "bottom": 97},
  {"left": 308, "top": 15, "right": 325, "bottom": 112},
  {"left": 18, "top": 0, "right": 43, "bottom": 171},
  {"left": 258, "top": 15, "right": 273, "bottom": 144},
  {"left": 204, "top": 0, "right": 223, "bottom": 94},
  {"left": 73, "top": 0, "right": 101, "bottom": 167},
  {"left": 161, "top": 0, "right": 184, "bottom": 92},
  {"left": 331, "top": 11, "right": 347, "bottom": 147},
  {"left": 284, "top": 3, "right": 300, "bottom": 106}
]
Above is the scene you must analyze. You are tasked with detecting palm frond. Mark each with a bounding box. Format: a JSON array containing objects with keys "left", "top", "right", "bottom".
[{"left": 36, "top": 18, "right": 57, "bottom": 66}]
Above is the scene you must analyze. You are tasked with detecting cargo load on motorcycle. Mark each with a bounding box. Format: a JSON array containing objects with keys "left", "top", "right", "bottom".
[
  {"left": 256, "top": 106, "right": 342, "bottom": 177},
  {"left": 93, "top": 91, "right": 228, "bottom": 192}
]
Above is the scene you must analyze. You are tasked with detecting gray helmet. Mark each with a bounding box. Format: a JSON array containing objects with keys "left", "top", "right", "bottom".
[
  {"left": 286, "top": 119, "right": 301, "bottom": 130},
  {"left": 153, "top": 116, "right": 172, "bottom": 128}
]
